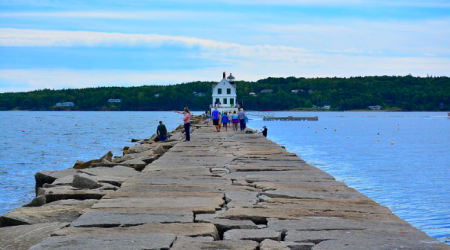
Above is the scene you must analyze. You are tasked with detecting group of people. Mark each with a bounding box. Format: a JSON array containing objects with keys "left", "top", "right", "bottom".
[
  {"left": 156, "top": 106, "right": 267, "bottom": 143},
  {"left": 206, "top": 108, "right": 249, "bottom": 132}
]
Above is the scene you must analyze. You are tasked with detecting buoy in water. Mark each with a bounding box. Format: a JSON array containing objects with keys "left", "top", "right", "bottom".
[
  {"left": 22, "top": 130, "right": 25, "bottom": 132},
  {"left": 377, "top": 139, "right": 379, "bottom": 141},
  {"left": 334, "top": 129, "right": 336, "bottom": 132},
  {"left": 315, "top": 131, "right": 318, "bottom": 133},
  {"left": 391, "top": 142, "right": 395, "bottom": 145}
]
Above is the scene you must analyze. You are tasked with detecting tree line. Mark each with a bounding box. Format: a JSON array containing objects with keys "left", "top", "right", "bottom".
[{"left": 0, "top": 75, "right": 449, "bottom": 111}]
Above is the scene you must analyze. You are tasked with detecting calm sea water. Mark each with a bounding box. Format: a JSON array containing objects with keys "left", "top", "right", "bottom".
[
  {"left": 0, "top": 111, "right": 184, "bottom": 215},
  {"left": 0, "top": 111, "right": 449, "bottom": 244},
  {"left": 248, "top": 111, "right": 450, "bottom": 244}
]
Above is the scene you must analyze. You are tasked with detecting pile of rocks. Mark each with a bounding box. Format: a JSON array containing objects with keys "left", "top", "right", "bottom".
[{"left": 0, "top": 115, "right": 205, "bottom": 250}]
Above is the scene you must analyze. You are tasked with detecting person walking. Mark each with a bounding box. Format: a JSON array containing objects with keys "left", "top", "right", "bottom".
[
  {"left": 231, "top": 111, "right": 239, "bottom": 131},
  {"left": 174, "top": 107, "right": 191, "bottom": 141},
  {"left": 157, "top": 121, "right": 168, "bottom": 142},
  {"left": 222, "top": 112, "right": 229, "bottom": 131},
  {"left": 238, "top": 108, "right": 246, "bottom": 131},
  {"left": 212, "top": 108, "right": 220, "bottom": 132},
  {"left": 205, "top": 111, "right": 211, "bottom": 126}
]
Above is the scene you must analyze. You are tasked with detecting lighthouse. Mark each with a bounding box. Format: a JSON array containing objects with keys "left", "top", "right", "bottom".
[{"left": 211, "top": 72, "right": 238, "bottom": 112}]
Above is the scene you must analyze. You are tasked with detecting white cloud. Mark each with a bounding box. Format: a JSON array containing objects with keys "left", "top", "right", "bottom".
[
  {"left": 0, "top": 28, "right": 315, "bottom": 62},
  {"left": 1, "top": 54, "right": 449, "bottom": 93}
]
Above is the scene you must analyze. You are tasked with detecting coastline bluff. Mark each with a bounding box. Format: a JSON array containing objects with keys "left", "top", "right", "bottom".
[{"left": 1, "top": 115, "right": 448, "bottom": 250}]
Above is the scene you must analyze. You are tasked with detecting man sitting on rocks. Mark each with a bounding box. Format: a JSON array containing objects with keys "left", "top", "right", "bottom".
[{"left": 157, "top": 121, "right": 167, "bottom": 142}]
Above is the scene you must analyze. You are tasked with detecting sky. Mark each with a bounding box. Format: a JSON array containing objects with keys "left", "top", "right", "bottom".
[{"left": 0, "top": 0, "right": 449, "bottom": 93}]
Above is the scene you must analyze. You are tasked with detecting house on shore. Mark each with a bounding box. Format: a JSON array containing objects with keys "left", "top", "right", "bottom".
[
  {"left": 56, "top": 102, "right": 75, "bottom": 107},
  {"left": 260, "top": 89, "right": 274, "bottom": 94},
  {"left": 368, "top": 105, "right": 383, "bottom": 110},
  {"left": 314, "top": 105, "right": 331, "bottom": 110},
  {"left": 108, "top": 99, "right": 121, "bottom": 103}
]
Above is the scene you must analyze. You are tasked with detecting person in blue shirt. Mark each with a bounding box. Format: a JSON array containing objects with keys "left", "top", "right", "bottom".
[
  {"left": 221, "top": 112, "right": 229, "bottom": 131},
  {"left": 211, "top": 108, "right": 220, "bottom": 132}
]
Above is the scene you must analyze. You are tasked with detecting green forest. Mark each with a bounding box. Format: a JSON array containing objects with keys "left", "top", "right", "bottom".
[{"left": 0, "top": 75, "right": 449, "bottom": 111}]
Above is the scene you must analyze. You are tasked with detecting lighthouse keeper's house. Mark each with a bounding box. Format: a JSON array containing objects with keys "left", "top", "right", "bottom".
[{"left": 210, "top": 72, "right": 239, "bottom": 113}]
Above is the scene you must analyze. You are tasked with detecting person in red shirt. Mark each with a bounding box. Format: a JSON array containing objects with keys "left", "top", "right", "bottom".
[{"left": 174, "top": 107, "right": 191, "bottom": 141}]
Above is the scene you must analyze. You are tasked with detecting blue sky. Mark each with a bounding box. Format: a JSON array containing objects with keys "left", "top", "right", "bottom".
[{"left": 1, "top": 0, "right": 449, "bottom": 93}]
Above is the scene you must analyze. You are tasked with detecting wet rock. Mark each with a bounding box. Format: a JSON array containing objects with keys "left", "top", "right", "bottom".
[
  {"left": 73, "top": 151, "right": 113, "bottom": 169},
  {"left": 223, "top": 229, "right": 281, "bottom": 243},
  {"left": 72, "top": 173, "right": 101, "bottom": 189},
  {"left": 24, "top": 195, "right": 46, "bottom": 207},
  {"left": 0, "top": 223, "right": 68, "bottom": 250},
  {"left": 122, "top": 146, "right": 130, "bottom": 155},
  {"left": 72, "top": 161, "right": 84, "bottom": 169}
]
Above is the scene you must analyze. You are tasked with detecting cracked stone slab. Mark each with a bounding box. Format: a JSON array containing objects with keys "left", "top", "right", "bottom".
[
  {"left": 218, "top": 202, "right": 400, "bottom": 224},
  {"left": 54, "top": 223, "right": 219, "bottom": 240},
  {"left": 0, "top": 223, "right": 68, "bottom": 250},
  {"left": 262, "top": 185, "right": 371, "bottom": 201},
  {"left": 267, "top": 217, "right": 412, "bottom": 232},
  {"left": 195, "top": 215, "right": 258, "bottom": 231},
  {"left": 0, "top": 200, "right": 96, "bottom": 227},
  {"left": 70, "top": 211, "right": 193, "bottom": 227},
  {"left": 170, "top": 237, "right": 259, "bottom": 250},
  {"left": 37, "top": 186, "right": 109, "bottom": 203},
  {"left": 225, "top": 190, "right": 259, "bottom": 208},
  {"left": 29, "top": 234, "right": 176, "bottom": 250},
  {"left": 223, "top": 229, "right": 281, "bottom": 242},
  {"left": 91, "top": 196, "right": 224, "bottom": 213},
  {"left": 285, "top": 229, "right": 449, "bottom": 250},
  {"left": 227, "top": 170, "right": 335, "bottom": 183}
]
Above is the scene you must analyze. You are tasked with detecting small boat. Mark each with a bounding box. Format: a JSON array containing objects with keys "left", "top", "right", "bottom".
[{"left": 448, "top": 112, "right": 450, "bottom": 117}]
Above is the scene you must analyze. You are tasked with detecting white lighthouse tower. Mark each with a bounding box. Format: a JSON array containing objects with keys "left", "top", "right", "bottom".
[{"left": 211, "top": 72, "right": 238, "bottom": 113}]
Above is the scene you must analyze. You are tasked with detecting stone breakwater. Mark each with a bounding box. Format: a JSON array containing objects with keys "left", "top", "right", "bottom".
[{"left": 1, "top": 115, "right": 449, "bottom": 250}]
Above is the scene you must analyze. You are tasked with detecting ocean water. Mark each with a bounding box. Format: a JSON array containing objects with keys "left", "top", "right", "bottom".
[
  {"left": 0, "top": 111, "right": 185, "bottom": 215},
  {"left": 0, "top": 111, "right": 449, "bottom": 244},
  {"left": 248, "top": 111, "right": 450, "bottom": 244}
]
